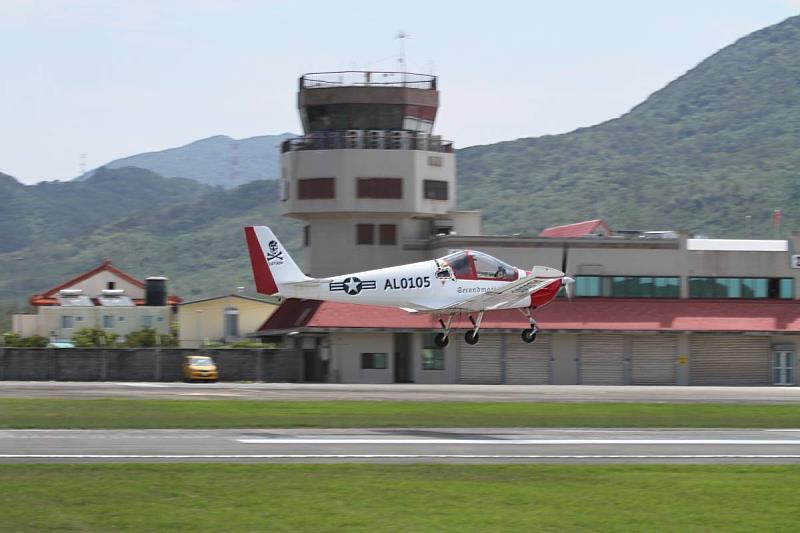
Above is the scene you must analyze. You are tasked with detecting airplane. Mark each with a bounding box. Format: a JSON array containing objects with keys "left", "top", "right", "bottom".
[{"left": 244, "top": 226, "right": 574, "bottom": 347}]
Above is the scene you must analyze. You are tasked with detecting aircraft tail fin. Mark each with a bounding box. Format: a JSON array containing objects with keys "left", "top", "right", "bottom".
[{"left": 244, "top": 226, "right": 309, "bottom": 295}]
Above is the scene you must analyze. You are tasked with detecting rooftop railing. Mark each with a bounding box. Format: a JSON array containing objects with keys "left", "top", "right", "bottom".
[
  {"left": 300, "top": 71, "right": 437, "bottom": 90},
  {"left": 281, "top": 130, "right": 453, "bottom": 153}
]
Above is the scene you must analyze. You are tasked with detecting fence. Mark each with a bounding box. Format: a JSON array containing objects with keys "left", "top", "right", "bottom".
[{"left": 0, "top": 348, "right": 302, "bottom": 382}]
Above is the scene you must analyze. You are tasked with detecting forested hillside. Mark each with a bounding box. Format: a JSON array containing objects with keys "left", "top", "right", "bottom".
[
  {"left": 457, "top": 14, "right": 800, "bottom": 237},
  {"left": 76, "top": 133, "right": 295, "bottom": 188}
]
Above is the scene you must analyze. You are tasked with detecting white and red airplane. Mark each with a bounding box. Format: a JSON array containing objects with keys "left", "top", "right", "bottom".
[{"left": 244, "top": 226, "right": 574, "bottom": 347}]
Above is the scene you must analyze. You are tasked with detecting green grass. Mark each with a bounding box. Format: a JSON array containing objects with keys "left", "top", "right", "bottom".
[
  {"left": 1, "top": 399, "right": 799, "bottom": 429},
  {"left": 0, "top": 464, "right": 797, "bottom": 532}
]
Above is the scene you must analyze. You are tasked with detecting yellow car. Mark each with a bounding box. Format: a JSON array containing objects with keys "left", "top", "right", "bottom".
[{"left": 183, "top": 355, "right": 218, "bottom": 383}]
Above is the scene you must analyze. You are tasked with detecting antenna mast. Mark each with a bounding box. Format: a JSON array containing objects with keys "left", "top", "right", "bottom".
[{"left": 396, "top": 30, "right": 409, "bottom": 85}]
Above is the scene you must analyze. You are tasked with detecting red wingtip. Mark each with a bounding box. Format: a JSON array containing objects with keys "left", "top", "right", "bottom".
[{"left": 244, "top": 226, "right": 279, "bottom": 295}]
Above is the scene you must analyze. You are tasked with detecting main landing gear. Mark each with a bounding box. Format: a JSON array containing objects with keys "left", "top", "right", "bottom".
[
  {"left": 464, "top": 312, "right": 484, "bottom": 345},
  {"left": 520, "top": 307, "right": 538, "bottom": 344},
  {"left": 434, "top": 315, "right": 453, "bottom": 347}
]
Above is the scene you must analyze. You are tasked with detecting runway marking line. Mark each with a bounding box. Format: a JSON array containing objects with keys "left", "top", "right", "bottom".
[
  {"left": 236, "top": 438, "right": 800, "bottom": 445},
  {"left": 2, "top": 454, "right": 800, "bottom": 460}
]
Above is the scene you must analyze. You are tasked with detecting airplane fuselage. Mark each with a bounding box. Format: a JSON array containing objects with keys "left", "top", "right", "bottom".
[{"left": 280, "top": 259, "right": 557, "bottom": 312}]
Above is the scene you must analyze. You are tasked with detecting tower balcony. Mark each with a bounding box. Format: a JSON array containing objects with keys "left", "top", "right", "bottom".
[{"left": 281, "top": 130, "right": 453, "bottom": 154}]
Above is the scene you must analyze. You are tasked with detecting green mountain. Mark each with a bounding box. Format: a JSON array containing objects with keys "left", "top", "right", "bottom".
[
  {"left": 457, "top": 14, "right": 800, "bottom": 237},
  {"left": 77, "top": 133, "right": 296, "bottom": 188},
  {"left": 0, "top": 175, "right": 300, "bottom": 330}
]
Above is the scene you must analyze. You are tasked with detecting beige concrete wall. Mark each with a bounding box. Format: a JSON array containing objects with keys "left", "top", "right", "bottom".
[
  {"left": 282, "top": 149, "right": 456, "bottom": 217},
  {"left": 328, "top": 332, "right": 394, "bottom": 384},
  {"left": 178, "top": 297, "right": 277, "bottom": 348},
  {"left": 34, "top": 306, "right": 171, "bottom": 340},
  {"left": 11, "top": 314, "right": 38, "bottom": 337},
  {"left": 410, "top": 332, "right": 457, "bottom": 384},
  {"left": 304, "top": 216, "right": 429, "bottom": 277},
  {"left": 65, "top": 271, "right": 145, "bottom": 299}
]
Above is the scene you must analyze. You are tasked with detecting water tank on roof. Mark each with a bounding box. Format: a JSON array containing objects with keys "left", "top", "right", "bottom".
[{"left": 145, "top": 276, "right": 168, "bottom": 306}]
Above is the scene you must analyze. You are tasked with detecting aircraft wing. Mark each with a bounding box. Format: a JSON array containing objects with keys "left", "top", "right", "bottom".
[{"left": 441, "top": 273, "right": 562, "bottom": 312}]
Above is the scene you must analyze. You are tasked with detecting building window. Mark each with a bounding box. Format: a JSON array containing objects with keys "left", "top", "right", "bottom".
[
  {"left": 574, "top": 276, "right": 679, "bottom": 298},
  {"left": 422, "top": 334, "right": 445, "bottom": 370},
  {"left": 428, "top": 155, "right": 443, "bottom": 167},
  {"left": 304, "top": 225, "right": 310, "bottom": 247},
  {"left": 361, "top": 353, "right": 388, "bottom": 370},
  {"left": 379, "top": 224, "right": 397, "bottom": 245},
  {"left": 142, "top": 316, "right": 153, "bottom": 328},
  {"left": 61, "top": 316, "right": 74, "bottom": 329},
  {"left": 689, "top": 277, "right": 790, "bottom": 299},
  {"left": 118, "top": 316, "right": 126, "bottom": 322},
  {"left": 356, "top": 224, "right": 374, "bottom": 245},
  {"left": 357, "top": 178, "right": 403, "bottom": 199},
  {"left": 102, "top": 315, "right": 114, "bottom": 329},
  {"left": 424, "top": 180, "right": 448, "bottom": 200},
  {"left": 773, "top": 348, "right": 794, "bottom": 385},
  {"left": 297, "top": 177, "right": 335, "bottom": 199}
]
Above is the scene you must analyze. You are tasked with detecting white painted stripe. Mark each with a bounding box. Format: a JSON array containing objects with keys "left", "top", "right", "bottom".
[
  {"left": 236, "top": 438, "right": 800, "bottom": 445},
  {"left": 764, "top": 429, "right": 800, "bottom": 432},
  {"left": 1, "top": 454, "right": 800, "bottom": 460}
]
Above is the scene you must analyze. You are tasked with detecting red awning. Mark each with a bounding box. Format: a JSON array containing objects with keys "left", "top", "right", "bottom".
[{"left": 258, "top": 298, "right": 800, "bottom": 333}]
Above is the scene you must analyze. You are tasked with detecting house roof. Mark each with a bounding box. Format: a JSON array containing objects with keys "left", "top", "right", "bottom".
[
  {"left": 257, "top": 298, "right": 800, "bottom": 334},
  {"left": 539, "top": 219, "right": 610, "bottom": 238},
  {"left": 30, "top": 259, "right": 182, "bottom": 306}
]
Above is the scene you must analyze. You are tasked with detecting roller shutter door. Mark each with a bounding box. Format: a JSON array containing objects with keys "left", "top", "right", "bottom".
[
  {"left": 506, "top": 334, "right": 550, "bottom": 384},
  {"left": 457, "top": 334, "right": 503, "bottom": 384},
  {"left": 580, "top": 335, "right": 625, "bottom": 385},
  {"left": 690, "top": 336, "right": 770, "bottom": 386},
  {"left": 631, "top": 335, "right": 677, "bottom": 385}
]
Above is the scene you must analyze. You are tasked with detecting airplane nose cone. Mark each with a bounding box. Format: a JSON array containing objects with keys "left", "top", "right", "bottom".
[{"left": 562, "top": 276, "right": 575, "bottom": 285}]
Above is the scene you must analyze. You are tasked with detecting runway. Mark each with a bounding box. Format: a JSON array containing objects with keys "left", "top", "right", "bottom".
[
  {"left": 3, "top": 381, "right": 800, "bottom": 403},
  {"left": 3, "top": 428, "right": 800, "bottom": 464}
]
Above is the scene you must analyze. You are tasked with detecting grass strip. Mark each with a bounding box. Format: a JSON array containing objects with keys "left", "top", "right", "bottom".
[
  {"left": 0, "top": 464, "right": 798, "bottom": 532},
  {"left": 0, "top": 398, "right": 799, "bottom": 429}
]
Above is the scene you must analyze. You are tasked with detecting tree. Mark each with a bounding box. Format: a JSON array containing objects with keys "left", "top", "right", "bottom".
[{"left": 71, "top": 327, "right": 119, "bottom": 347}]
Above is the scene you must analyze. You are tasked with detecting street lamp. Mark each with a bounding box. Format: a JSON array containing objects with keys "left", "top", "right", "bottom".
[{"left": 14, "top": 257, "right": 24, "bottom": 311}]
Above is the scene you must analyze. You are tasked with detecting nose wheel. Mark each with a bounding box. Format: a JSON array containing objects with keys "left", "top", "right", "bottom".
[{"left": 521, "top": 328, "right": 537, "bottom": 343}]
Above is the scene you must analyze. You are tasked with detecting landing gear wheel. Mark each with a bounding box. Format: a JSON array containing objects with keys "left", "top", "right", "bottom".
[
  {"left": 434, "top": 332, "right": 449, "bottom": 348},
  {"left": 465, "top": 330, "right": 480, "bottom": 345},
  {"left": 521, "top": 328, "right": 537, "bottom": 344}
]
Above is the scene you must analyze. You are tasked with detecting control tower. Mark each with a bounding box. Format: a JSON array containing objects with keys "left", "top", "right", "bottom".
[{"left": 281, "top": 71, "right": 480, "bottom": 277}]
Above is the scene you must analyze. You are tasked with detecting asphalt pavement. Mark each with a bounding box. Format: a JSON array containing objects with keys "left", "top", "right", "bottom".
[
  {"left": 2, "top": 381, "right": 800, "bottom": 403},
  {"left": 2, "top": 428, "right": 800, "bottom": 464}
]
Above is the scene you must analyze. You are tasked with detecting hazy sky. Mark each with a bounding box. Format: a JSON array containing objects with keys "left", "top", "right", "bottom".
[{"left": 1, "top": 0, "right": 798, "bottom": 184}]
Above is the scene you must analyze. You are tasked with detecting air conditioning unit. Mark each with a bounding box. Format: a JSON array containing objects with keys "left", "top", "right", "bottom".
[
  {"left": 310, "top": 132, "right": 325, "bottom": 150},
  {"left": 415, "top": 132, "right": 430, "bottom": 151},
  {"left": 389, "top": 131, "right": 410, "bottom": 150},
  {"left": 344, "top": 130, "right": 363, "bottom": 149},
  {"left": 366, "top": 130, "right": 385, "bottom": 149}
]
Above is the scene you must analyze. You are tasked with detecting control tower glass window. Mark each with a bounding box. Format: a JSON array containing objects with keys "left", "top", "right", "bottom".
[{"left": 306, "top": 104, "right": 404, "bottom": 131}]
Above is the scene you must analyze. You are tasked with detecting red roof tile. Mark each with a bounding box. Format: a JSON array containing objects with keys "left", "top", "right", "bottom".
[
  {"left": 258, "top": 298, "right": 800, "bottom": 333},
  {"left": 539, "top": 219, "right": 610, "bottom": 238}
]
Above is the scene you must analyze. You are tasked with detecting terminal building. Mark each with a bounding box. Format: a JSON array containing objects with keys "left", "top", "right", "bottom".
[{"left": 258, "top": 70, "right": 800, "bottom": 387}]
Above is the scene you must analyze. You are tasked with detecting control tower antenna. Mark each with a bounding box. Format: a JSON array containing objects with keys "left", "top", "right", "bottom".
[{"left": 395, "top": 30, "right": 409, "bottom": 84}]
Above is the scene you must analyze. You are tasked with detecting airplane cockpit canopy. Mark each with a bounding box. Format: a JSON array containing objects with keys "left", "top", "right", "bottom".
[{"left": 438, "top": 250, "right": 519, "bottom": 282}]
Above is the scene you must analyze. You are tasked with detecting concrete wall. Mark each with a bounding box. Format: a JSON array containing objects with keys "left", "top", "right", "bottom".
[
  {"left": 179, "top": 297, "right": 278, "bottom": 348},
  {"left": 17, "top": 306, "right": 172, "bottom": 339},
  {"left": 328, "top": 332, "right": 394, "bottom": 384},
  {"left": 283, "top": 149, "right": 456, "bottom": 217},
  {"left": 0, "top": 348, "right": 302, "bottom": 382}
]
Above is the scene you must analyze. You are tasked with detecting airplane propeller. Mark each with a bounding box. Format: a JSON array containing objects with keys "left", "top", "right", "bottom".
[{"left": 561, "top": 244, "right": 575, "bottom": 300}]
